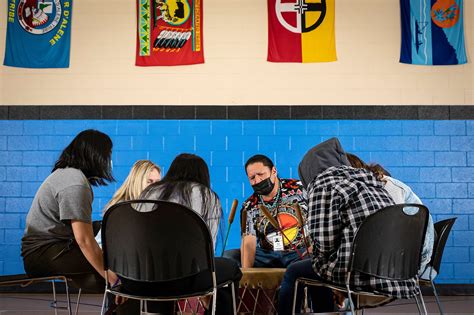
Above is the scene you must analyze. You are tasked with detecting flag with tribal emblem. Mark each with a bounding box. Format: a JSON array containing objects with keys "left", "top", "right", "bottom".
[
  {"left": 267, "top": 0, "right": 337, "bottom": 63},
  {"left": 136, "top": 0, "right": 204, "bottom": 66},
  {"left": 4, "top": 0, "right": 73, "bottom": 68},
  {"left": 400, "top": 0, "right": 467, "bottom": 65}
]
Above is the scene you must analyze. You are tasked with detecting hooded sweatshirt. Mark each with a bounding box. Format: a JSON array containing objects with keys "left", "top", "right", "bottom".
[
  {"left": 298, "top": 137, "right": 350, "bottom": 189},
  {"left": 299, "top": 138, "right": 419, "bottom": 298}
]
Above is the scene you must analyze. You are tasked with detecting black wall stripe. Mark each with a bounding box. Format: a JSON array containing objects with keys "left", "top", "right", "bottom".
[{"left": 1, "top": 106, "right": 473, "bottom": 120}]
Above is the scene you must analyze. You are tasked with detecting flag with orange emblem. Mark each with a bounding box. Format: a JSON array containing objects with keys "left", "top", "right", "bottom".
[
  {"left": 267, "top": 0, "right": 337, "bottom": 63},
  {"left": 400, "top": 0, "right": 467, "bottom": 65}
]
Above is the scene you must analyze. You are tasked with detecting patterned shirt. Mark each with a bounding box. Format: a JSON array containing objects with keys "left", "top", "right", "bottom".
[
  {"left": 308, "top": 166, "right": 419, "bottom": 298},
  {"left": 242, "top": 178, "right": 308, "bottom": 251}
]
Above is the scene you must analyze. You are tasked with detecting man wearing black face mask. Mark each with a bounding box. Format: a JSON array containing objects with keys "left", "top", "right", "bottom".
[{"left": 224, "top": 154, "right": 309, "bottom": 268}]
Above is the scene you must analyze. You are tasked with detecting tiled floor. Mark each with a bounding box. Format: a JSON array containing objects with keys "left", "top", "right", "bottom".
[{"left": 0, "top": 294, "right": 473, "bottom": 314}]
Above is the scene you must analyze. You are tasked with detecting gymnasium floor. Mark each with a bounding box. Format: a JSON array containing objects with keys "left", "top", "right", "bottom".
[{"left": 0, "top": 293, "right": 473, "bottom": 314}]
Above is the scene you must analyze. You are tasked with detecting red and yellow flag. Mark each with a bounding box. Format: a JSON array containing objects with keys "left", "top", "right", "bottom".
[{"left": 267, "top": 0, "right": 337, "bottom": 63}]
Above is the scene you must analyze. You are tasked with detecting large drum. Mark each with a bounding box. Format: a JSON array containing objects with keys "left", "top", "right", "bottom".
[{"left": 238, "top": 268, "right": 286, "bottom": 315}]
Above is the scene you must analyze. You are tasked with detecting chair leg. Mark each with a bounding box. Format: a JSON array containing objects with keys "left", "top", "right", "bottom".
[
  {"left": 211, "top": 288, "right": 217, "bottom": 315},
  {"left": 292, "top": 280, "right": 299, "bottom": 315},
  {"left": 100, "top": 291, "right": 108, "bottom": 315},
  {"left": 414, "top": 294, "right": 422, "bottom": 314},
  {"left": 52, "top": 280, "right": 58, "bottom": 315},
  {"left": 346, "top": 284, "right": 356, "bottom": 314},
  {"left": 418, "top": 290, "right": 428, "bottom": 315},
  {"left": 64, "top": 280, "right": 72, "bottom": 315},
  {"left": 231, "top": 282, "right": 237, "bottom": 315},
  {"left": 74, "top": 288, "right": 82, "bottom": 315},
  {"left": 431, "top": 280, "right": 445, "bottom": 315}
]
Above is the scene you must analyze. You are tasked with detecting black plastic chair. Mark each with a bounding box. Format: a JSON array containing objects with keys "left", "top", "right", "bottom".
[
  {"left": 419, "top": 217, "right": 456, "bottom": 315},
  {"left": 293, "top": 204, "right": 429, "bottom": 314},
  {"left": 100, "top": 200, "right": 236, "bottom": 315}
]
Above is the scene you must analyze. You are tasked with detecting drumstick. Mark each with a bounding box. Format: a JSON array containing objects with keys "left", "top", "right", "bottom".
[
  {"left": 221, "top": 199, "right": 239, "bottom": 256},
  {"left": 293, "top": 202, "right": 311, "bottom": 250},
  {"left": 258, "top": 204, "right": 304, "bottom": 260},
  {"left": 240, "top": 209, "right": 247, "bottom": 267}
]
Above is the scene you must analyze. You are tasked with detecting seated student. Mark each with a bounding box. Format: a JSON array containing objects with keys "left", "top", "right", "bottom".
[
  {"left": 224, "top": 154, "right": 309, "bottom": 268},
  {"left": 279, "top": 138, "right": 421, "bottom": 315},
  {"left": 136, "top": 153, "right": 242, "bottom": 315},
  {"left": 105, "top": 159, "right": 161, "bottom": 210},
  {"left": 21, "top": 130, "right": 119, "bottom": 293},
  {"left": 346, "top": 153, "right": 435, "bottom": 276},
  {"left": 95, "top": 160, "right": 161, "bottom": 247}
]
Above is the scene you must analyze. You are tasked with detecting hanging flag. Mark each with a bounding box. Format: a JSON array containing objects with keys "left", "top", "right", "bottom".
[
  {"left": 4, "top": 0, "right": 73, "bottom": 68},
  {"left": 136, "top": 0, "right": 204, "bottom": 66},
  {"left": 400, "top": 0, "right": 467, "bottom": 65},
  {"left": 267, "top": 0, "right": 337, "bottom": 63}
]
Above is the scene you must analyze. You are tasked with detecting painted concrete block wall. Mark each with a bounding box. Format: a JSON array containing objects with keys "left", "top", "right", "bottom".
[
  {"left": 0, "top": 120, "right": 473, "bottom": 284},
  {"left": 0, "top": 0, "right": 472, "bottom": 105}
]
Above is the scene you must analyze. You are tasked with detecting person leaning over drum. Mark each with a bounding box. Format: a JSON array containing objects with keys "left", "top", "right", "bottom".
[
  {"left": 224, "top": 154, "right": 310, "bottom": 268},
  {"left": 21, "top": 129, "right": 119, "bottom": 293}
]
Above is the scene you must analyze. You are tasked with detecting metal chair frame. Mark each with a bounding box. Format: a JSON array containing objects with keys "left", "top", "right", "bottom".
[
  {"left": 419, "top": 217, "right": 457, "bottom": 315},
  {"left": 292, "top": 204, "right": 430, "bottom": 315},
  {"left": 100, "top": 199, "right": 237, "bottom": 315},
  {"left": 0, "top": 274, "right": 82, "bottom": 315}
]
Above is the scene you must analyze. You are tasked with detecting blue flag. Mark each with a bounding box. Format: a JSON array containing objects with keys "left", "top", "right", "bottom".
[
  {"left": 400, "top": 0, "right": 467, "bottom": 65},
  {"left": 4, "top": 0, "right": 73, "bottom": 68}
]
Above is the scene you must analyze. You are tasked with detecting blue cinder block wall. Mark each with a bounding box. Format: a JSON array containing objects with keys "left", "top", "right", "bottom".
[{"left": 0, "top": 119, "right": 473, "bottom": 284}]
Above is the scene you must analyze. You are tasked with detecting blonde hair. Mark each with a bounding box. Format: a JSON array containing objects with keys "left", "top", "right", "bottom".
[{"left": 104, "top": 160, "right": 161, "bottom": 212}]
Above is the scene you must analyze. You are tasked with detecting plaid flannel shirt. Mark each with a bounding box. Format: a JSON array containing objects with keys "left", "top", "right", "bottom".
[{"left": 308, "top": 166, "right": 419, "bottom": 299}]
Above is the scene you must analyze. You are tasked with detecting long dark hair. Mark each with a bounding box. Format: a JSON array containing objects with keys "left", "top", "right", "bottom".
[
  {"left": 143, "top": 153, "right": 224, "bottom": 241},
  {"left": 346, "top": 153, "right": 391, "bottom": 180},
  {"left": 53, "top": 129, "right": 115, "bottom": 186}
]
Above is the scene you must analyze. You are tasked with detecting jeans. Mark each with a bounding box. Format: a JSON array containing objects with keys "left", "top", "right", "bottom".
[
  {"left": 223, "top": 247, "right": 302, "bottom": 268},
  {"left": 278, "top": 259, "right": 334, "bottom": 315}
]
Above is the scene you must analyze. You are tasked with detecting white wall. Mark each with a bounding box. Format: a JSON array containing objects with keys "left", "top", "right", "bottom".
[{"left": 0, "top": 0, "right": 472, "bottom": 105}]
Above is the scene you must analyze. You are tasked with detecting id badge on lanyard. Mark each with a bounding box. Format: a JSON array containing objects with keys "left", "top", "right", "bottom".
[{"left": 273, "top": 232, "right": 284, "bottom": 251}]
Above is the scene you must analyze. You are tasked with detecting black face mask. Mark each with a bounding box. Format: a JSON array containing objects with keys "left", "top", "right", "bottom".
[{"left": 252, "top": 177, "right": 275, "bottom": 196}]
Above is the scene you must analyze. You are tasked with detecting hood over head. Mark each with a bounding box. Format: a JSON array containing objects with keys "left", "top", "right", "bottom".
[{"left": 298, "top": 137, "right": 351, "bottom": 188}]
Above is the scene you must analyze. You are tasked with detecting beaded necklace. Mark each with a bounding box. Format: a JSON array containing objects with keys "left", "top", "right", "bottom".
[{"left": 259, "top": 180, "right": 281, "bottom": 214}]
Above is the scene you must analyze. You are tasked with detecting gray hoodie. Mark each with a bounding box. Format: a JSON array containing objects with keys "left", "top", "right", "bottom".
[{"left": 298, "top": 137, "right": 351, "bottom": 189}]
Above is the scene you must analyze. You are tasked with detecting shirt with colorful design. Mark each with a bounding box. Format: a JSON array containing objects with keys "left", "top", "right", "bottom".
[{"left": 242, "top": 178, "right": 308, "bottom": 251}]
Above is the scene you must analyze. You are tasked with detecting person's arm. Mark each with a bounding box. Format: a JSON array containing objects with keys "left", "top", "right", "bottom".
[
  {"left": 71, "top": 220, "right": 118, "bottom": 285},
  {"left": 241, "top": 234, "right": 257, "bottom": 268}
]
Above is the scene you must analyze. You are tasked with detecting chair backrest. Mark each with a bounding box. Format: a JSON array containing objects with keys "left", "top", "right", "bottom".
[
  {"left": 348, "top": 204, "right": 429, "bottom": 281},
  {"left": 102, "top": 200, "right": 215, "bottom": 282},
  {"left": 430, "top": 218, "right": 456, "bottom": 274}
]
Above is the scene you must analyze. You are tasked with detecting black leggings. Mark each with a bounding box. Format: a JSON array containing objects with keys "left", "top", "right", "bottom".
[{"left": 23, "top": 241, "right": 105, "bottom": 293}]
